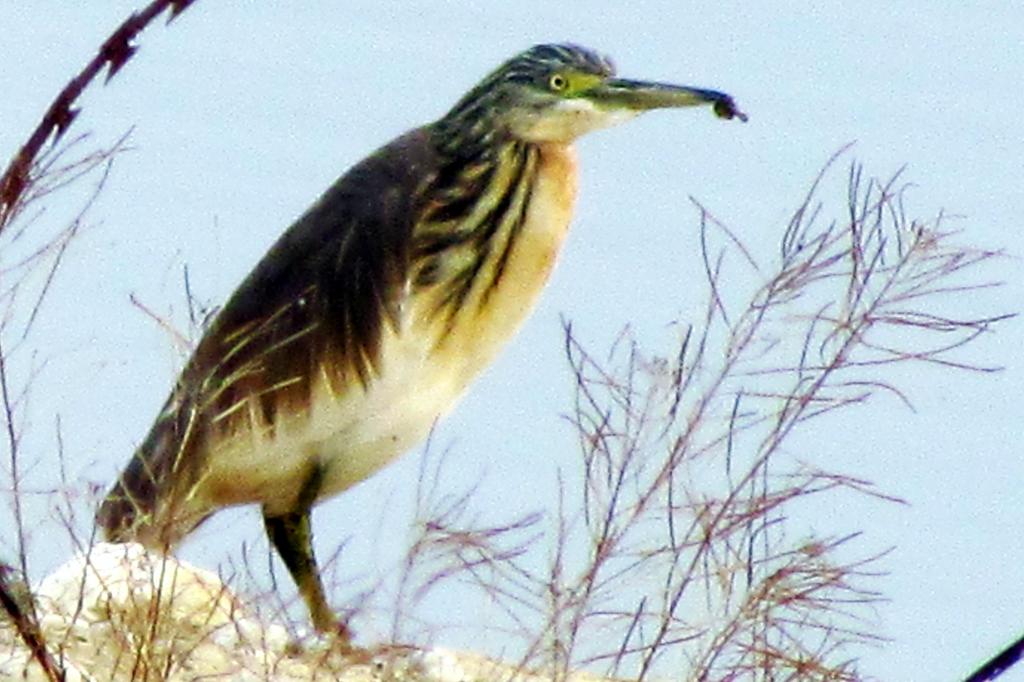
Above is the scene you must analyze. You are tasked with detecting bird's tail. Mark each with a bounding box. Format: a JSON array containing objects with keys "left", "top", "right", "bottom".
[
  {"left": 96, "top": 452, "right": 165, "bottom": 546},
  {"left": 96, "top": 398, "right": 209, "bottom": 549}
]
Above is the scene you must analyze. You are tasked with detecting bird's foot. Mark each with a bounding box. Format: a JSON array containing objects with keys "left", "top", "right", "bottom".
[{"left": 285, "top": 617, "right": 362, "bottom": 658}]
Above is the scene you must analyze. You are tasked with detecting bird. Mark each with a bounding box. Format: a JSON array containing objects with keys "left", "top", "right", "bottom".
[{"left": 96, "top": 43, "right": 746, "bottom": 646}]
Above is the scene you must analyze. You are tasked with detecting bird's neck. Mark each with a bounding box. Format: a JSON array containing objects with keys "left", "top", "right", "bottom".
[{"left": 410, "top": 134, "right": 575, "bottom": 334}]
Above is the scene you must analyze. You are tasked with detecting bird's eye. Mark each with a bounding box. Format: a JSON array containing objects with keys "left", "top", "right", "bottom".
[{"left": 548, "top": 73, "right": 569, "bottom": 91}]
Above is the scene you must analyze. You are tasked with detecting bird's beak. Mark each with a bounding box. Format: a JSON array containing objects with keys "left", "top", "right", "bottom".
[{"left": 587, "top": 78, "right": 748, "bottom": 122}]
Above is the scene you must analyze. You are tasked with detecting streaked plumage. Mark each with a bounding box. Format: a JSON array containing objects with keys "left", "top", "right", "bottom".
[{"left": 97, "top": 43, "right": 745, "bottom": 644}]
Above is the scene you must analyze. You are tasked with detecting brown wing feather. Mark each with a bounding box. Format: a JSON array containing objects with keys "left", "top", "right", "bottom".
[{"left": 98, "top": 128, "right": 440, "bottom": 546}]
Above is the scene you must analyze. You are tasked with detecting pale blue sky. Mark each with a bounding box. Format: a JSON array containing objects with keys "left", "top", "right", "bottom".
[{"left": 2, "top": 4, "right": 1023, "bottom": 680}]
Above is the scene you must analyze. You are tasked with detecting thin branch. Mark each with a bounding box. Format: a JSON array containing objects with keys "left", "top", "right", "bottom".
[{"left": 0, "top": 0, "right": 196, "bottom": 230}]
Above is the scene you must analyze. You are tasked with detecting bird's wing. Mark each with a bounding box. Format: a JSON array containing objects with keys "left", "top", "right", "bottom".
[
  {"left": 98, "top": 128, "right": 439, "bottom": 542},
  {"left": 184, "top": 127, "right": 438, "bottom": 428}
]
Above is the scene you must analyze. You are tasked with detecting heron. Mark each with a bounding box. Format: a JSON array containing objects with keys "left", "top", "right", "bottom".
[{"left": 97, "top": 43, "right": 745, "bottom": 646}]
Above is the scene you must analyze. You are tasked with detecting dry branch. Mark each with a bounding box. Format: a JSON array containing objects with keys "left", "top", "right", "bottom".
[
  {"left": 390, "top": 153, "right": 1009, "bottom": 681},
  {"left": 0, "top": 0, "right": 195, "bottom": 232}
]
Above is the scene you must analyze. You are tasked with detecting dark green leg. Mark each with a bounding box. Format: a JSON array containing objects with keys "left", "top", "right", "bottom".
[{"left": 263, "top": 464, "right": 352, "bottom": 646}]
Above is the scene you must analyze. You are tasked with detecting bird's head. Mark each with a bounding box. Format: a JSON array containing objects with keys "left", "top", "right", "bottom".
[{"left": 435, "top": 43, "right": 746, "bottom": 149}]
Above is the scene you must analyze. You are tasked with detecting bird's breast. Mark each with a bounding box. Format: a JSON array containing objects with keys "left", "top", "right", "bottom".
[{"left": 422, "top": 142, "right": 578, "bottom": 381}]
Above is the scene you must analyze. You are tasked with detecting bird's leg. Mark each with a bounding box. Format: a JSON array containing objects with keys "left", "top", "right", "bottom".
[{"left": 263, "top": 463, "right": 353, "bottom": 647}]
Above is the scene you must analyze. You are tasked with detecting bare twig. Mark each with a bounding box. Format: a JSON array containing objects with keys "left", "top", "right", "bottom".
[
  {"left": 390, "top": 153, "right": 1007, "bottom": 681},
  {"left": 0, "top": 563, "right": 63, "bottom": 681},
  {"left": 0, "top": 0, "right": 196, "bottom": 231},
  {"left": 964, "top": 632, "right": 1024, "bottom": 682}
]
